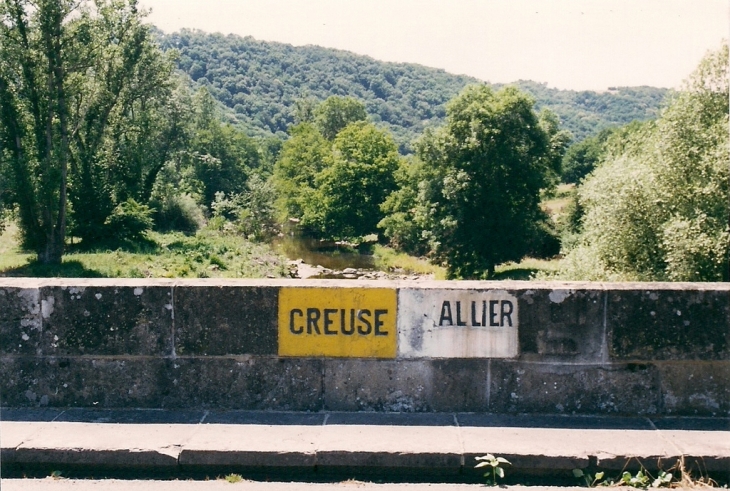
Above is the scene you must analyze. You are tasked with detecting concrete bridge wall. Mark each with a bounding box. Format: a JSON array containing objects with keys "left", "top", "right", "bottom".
[{"left": 1, "top": 279, "right": 728, "bottom": 416}]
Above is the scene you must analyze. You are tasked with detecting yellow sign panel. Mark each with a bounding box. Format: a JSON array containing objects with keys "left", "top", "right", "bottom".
[{"left": 278, "top": 287, "right": 397, "bottom": 358}]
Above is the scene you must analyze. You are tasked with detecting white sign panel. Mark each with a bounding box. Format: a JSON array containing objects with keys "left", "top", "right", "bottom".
[{"left": 398, "top": 289, "right": 519, "bottom": 358}]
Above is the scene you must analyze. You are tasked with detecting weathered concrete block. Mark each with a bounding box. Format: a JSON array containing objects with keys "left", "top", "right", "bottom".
[
  {"left": 518, "top": 288, "right": 605, "bottom": 362},
  {"left": 315, "top": 425, "right": 462, "bottom": 472},
  {"left": 489, "top": 360, "right": 662, "bottom": 415},
  {"left": 0, "top": 287, "right": 41, "bottom": 356},
  {"left": 461, "top": 426, "right": 591, "bottom": 473},
  {"left": 324, "top": 359, "right": 434, "bottom": 412},
  {"left": 429, "top": 359, "right": 490, "bottom": 412},
  {"left": 40, "top": 285, "right": 173, "bottom": 356},
  {"left": 658, "top": 361, "right": 730, "bottom": 416},
  {"left": 179, "top": 424, "right": 317, "bottom": 467},
  {"left": 323, "top": 359, "right": 490, "bottom": 412},
  {"left": 161, "top": 357, "right": 323, "bottom": 411},
  {"left": 14, "top": 423, "right": 194, "bottom": 467},
  {"left": 607, "top": 288, "right": 730, "bottom": 360},
  {"left": 0, "top": 356, "right": 168, "bottom": 408},
  {"left": 174, "top": 286, "right": 278, "bottom": 356}
]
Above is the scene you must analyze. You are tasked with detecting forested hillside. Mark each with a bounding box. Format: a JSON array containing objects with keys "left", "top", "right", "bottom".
[{"left": 158, "top": 29, "right": 670, "bottom": 149}]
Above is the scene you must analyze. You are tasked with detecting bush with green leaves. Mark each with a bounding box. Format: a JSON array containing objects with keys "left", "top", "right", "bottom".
[
  {"left": 104, "top": 199, "right": 155, "bottom": 245},
  {"left": 151, "top": 193, "right": 205, "bottom": 234},
  {"left": 555, "top": 43, "right": 729, "bottom": 282},
  {"left": 209, "top": 174, "right": 278, "bottom": 241}
]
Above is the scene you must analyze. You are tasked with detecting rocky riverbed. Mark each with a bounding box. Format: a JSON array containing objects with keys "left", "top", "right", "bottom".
[{"left": 287, "top": 259, "right": 431, "bottom": 281}]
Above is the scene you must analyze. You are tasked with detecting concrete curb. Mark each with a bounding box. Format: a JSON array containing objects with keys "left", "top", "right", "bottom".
[{"left": 2, "top": 411, "right": 728, "bottom": 478}]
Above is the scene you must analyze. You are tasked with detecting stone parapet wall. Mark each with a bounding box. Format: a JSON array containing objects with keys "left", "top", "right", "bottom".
[{"left": 1, "top": 279, "right": 728, "bottom": 416}]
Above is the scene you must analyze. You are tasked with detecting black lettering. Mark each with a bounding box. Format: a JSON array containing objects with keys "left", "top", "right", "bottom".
[
  {"left": 289, "top": 309, "right": 304, "bottom": 334},
  {"left": 374, "top": 309, "right": 388, "bottom": 336},
  {"left": 482, "top": 300, "right": 487, "bottom": 327},
  {"left": 489, "top": 300, "right": 499, "bottom": 326},
  {"left": 471, "top": 301, "right": 481, "bottom": 326},
  {"left": 438, "top": 301, "right": 453, "bottom": 326},
  {"left": 501, "top": 300, "right": 514, "bottom": 327},
  {"left": 456, "top": 301, "right": 467, "bottom": 326},
  {"left": 307, "top": 308, "right": 321, "bottom": 334},
  {"left": 324, "top": 308, "right": 338, "bottom": 335},
  {"left": 357, "top": 309, "right": 372, "bottom": 335},
  {"left": 342, "top": 309, "right": 355, "bottom": 335}
]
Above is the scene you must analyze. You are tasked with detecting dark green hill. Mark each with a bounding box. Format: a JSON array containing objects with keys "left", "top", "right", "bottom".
[{"left": 158, "top": 29, "right": 669, "bottom": 150}]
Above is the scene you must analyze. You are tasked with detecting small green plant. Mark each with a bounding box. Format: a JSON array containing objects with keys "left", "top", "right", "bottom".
[
  {"left": 50, "top": 470, "right": 63, "bottom": 479},
  {"left": 475, "top": 454, "right": 511, "bottom": 486},
  {"left": 621, "top": 469, "right": 651, "bottom": 488},
  {"left": 223, "top": 474, "right": 243, "bottom": 483},
  {"left": 573, "top": 468, "right": 605, "bottom": 487},
  {"left": 652, "top": 470, "right": 673, "bottom": 488}
]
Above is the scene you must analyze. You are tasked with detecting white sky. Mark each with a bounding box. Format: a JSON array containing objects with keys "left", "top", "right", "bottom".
[{"left": 140, "top": 0, "right": 728, "bottom": 91}]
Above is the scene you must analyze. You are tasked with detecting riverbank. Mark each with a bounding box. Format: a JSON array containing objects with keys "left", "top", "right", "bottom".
[{"left": 0, "top": 224, "right": 561, "bottom": 280}]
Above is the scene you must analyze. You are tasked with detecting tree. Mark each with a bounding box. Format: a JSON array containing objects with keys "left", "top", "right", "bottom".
[
  {"left": 66, "top": 1, "right": 179, "bottom": 247},
  {"left": 0, "top": 0, "right": 75, "bottom": 263},
  {"left": 273, "top": 122, "right": 331, "bottom": 221},
  {"left": 314, "top": 96, "right": 367, "bottom": 140},
  {"left": 559, "top": 43, "right": 729, "bottom": 282},
  {"left": 407, "top": 85, "right": 564, "bottom": 278},
  {"left": 302, "top": 121, "right": 399, "bottom": 240},
  {"left": 0, "top": 0, "right": 178, "bottom": 260},
  {"left": 378, "top": 156, "right": 430, "bottom": 255}
]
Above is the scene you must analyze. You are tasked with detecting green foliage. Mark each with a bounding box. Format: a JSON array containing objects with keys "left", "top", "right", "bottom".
[
  {"left": 561, "top": 127, "right": 616, "bottom": 183},
  {"left": 511, "top": 81, "right": 670, "bottom": 142},
  {"left": 378, "top": 157, "right": 430, "bottom": 255},
  {"left": 0, "top": 225, "right": 289, "bottom": 278},
  {"left": 0, "top": 0, "right": 183, "bottom": 261},
  {"left": 302, "top": 122, "right": 400, "bottom": 240},
  {"left": 556, "top": 43, "right": 729, "bottom": 282},
  {"left": 157, "top": 30, "right": 668, "bottom": 151},
  {"left": 475, "top": 454, "right": 511, "bottom": 486},
  {"left": 144, "top": 85, "right": 267, "bottom": 237},
  {"left": 237, "top": 174, "right": 278, "bottom": 241},
  {"left": 572, "top": 468, "right": 605, "bottom": 487},
  {"left": 397, "top": 85, "right": 565, "bottom": 278},
  {"left": 151, "top": 193, "right": 205, "bottom": 234},
  {"left": 620, "top": 469, "right": 651, "bottom": 488},
  {"left": 273, "top": 122, "right": 330, "bottom": 220},
  {"left": 188, "top": 116, "right": 262, "bottom": 207},
  {"left": 103, "top": 199, "right": 154, "bottom": 244},
  {"left": 223, "top": 474, "right": 244, "bottom": 484},
  {"left": 209, "top": 175, "right": 278, "bottom": 242},
  {"left": 314, "top": 96, "right": 367, "bottom": 140},
  {"left": 371, "top": 244, "right": 447, "bottom": 278}
]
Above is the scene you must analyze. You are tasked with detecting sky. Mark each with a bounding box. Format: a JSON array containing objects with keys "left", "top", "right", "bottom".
[{"left": 140, "top": 0, "right": 728, "bottom": 91}]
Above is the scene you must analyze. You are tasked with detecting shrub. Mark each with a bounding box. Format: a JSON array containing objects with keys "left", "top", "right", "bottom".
[
  {"left": 152, "top": 193, "right": 205, "bottom": 234},
  {"left": 104, "top": 199, "right": 154, "bottom": 244}
]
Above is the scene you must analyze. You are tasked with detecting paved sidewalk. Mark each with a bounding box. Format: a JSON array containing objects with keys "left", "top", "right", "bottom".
[
  {"left": 1, "top": 409, "right": 728, "bottom": 481},
  {"left": 3, "top": 480, "right": 590, "bottom": 490}
]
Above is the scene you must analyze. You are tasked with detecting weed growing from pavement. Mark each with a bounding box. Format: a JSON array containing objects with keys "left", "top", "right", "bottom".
[
  {"left": 572, "top": 456, "right": 719, "bottom": 488},
  {"left": 223, "top": 474, "right": 244, "bottom": 483},
  {"left": 573, "top": 468, "right": 606, "bottom": 487},
  {"left": 475, "top": 454, "right": 511, "bottom": 486}
]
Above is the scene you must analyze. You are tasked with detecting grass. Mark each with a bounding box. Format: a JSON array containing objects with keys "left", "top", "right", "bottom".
[
  {"left": 493, "top": 257, "right": 563, "bottom": 281},
  {"left": 541, "top": 183, "right": 576, "bottom": 217},
  {"left": 1, "top": 220, "right": 563, "bottom": 280},
  {"left": 372, "top": 244, "right": 448, "bottom": 279},
  {"left": 0, "top": 223, "right": 33, "bottom": 272},
  {"left": 0, "top": 225, "right": 289, "bottom": 279}
]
